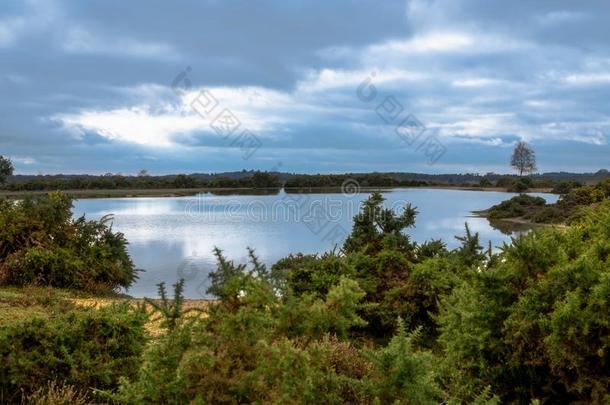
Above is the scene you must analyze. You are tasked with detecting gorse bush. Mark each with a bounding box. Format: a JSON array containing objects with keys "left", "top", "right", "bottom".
[
  {"left": 364, "top": 323, "right": 440, "bottom": 404},
  {"left": 0, "top": 302, "right": 148, "bottom": 403},
  {"left": 486, "top": 179, "right": 610, "bottom": 224},
  {"left": 439, "top": 200, "right": 610, "bottom": 403},
  {"left": 115, "top": 193, "right": 492, "bottom": 404},
  {"left": 343, "top": 192, "right": 417, "bottom": 255},
  {"left": 506, "top": 177, "right": 532, "bottom": 192},
  {"left": 486, "top": 194, "right": 546, "bottom": 219},
  {"left": 552, "top": 179, "right": 582, "bottom": 194},
  {"left": 116, "top": 246, "right": 441, "bottom": 404},
  {"left": 279, "top": 193, "right": 475, "bottom": 340},
  {"left": 145, "top": 279, "right": 186, "bottom": 332},
  {"left": 0, "top": 192, "right": 137, "bottom": 292},
  {"left": 3, "top": 191, "right": 610, "bottom": 403}
]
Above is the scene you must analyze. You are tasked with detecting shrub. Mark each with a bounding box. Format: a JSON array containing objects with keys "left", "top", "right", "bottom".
[
  {"left": 245, "top": 338, "right": 366, "bottom": 404},
  {"left": 365, "top": 323, "right": 441, "bottom": 404},
  {"left": 507, "top": 178, "right": 531, "bottom": 192},
  {"left": 0, "top": 303, "right": 148, "bottom": 402},
  {"left": 343, "top": 192, "right": 417, "bottom": 255},
  {"left": 115, "top": 321, "right": 192, "bottom": 404},
  {"left": 438, "top": 200, "right": 610, "bottom": 403},
  {"left": 276, "top": 195, "right": 477, "bottom": 342},
  {"left": 530, "top": 205, "right": 561, "bottom": 223},
  {"left": 272, "top": 251, "right": 352, "bottom": 298},
  {"left": 0, "top": 193, "right": 137, "bottom": 292},
  {"left": 486, "top": 194, "right": 546, "bottom": 219},
  {"left": 479, "top": 178, "right": 493, "bottom": 187},
  {"left": 279, "top": 277, "right": 367, "bottom": 341},
  {"left": 552, "top": 180, "right": 582, "bottom": 194}
]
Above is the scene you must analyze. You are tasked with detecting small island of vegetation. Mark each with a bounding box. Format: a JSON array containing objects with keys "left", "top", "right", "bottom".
[{"left": 480, "top": 178, "right": 610, "bottom": 226}]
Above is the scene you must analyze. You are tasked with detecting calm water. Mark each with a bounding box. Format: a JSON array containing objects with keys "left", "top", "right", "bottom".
[{"left": 73, "top": 189, "right": 558, "bottom": 298}]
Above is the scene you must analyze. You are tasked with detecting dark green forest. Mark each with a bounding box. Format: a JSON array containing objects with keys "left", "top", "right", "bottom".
[{"left": 1, "top": 190, "right": 609, "bottom": 403}]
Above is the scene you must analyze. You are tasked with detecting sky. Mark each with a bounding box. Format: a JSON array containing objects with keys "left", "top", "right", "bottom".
[{"left": 0, "top": 0, "right": 609, "bottom": 175}]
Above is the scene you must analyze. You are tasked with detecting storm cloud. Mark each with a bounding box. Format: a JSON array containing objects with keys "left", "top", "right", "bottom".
[{"left": 1, "top": 0, "right": 609, "bottom": 174}]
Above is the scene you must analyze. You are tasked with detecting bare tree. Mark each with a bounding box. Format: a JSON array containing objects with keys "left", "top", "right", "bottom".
[
  {"left": 511, "top": 141, "right": 537, "bottom": 176},
  {"left": 137, "top": 169, "right": 149, "bottom": 177}
]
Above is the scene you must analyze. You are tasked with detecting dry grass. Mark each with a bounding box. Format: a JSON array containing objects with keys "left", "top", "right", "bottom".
[{"left": 0, "top": 286, "right": 212, "bottom": 337}]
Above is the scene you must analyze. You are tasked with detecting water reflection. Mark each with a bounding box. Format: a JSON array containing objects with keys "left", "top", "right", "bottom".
[
  {"left": 207, "top": 188, "right": 280, "bottom": 196},
  {"left": 72, "top": 189, "right": 558, "bottom": 298},
  {"left": 485, "top": 217, "right": 546, "bottom": 236}
]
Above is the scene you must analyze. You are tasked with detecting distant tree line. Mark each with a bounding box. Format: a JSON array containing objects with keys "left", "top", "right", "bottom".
[
  {"left": 284, "top": 173, "right": 429, "bottom": 188},
  {"left": 2, "top": 171, "right": 282, "bottom": 191},
  {"left": 1, "top": 149, "right": 609, "bottom": 193},
  {"left": 5, "top": 171, "right": 610, "bottom": 193}
]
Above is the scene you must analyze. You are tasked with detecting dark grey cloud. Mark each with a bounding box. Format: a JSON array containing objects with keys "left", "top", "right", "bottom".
[{"left": 0, "top": 0, "right": 608, "bottom": 174}]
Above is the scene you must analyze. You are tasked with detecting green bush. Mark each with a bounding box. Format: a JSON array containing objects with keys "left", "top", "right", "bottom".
[
  {"left": 364, "top": 323, "right": 440, "bottom": 404},
  {"left": 478, "top": 178, "right": 493, "bottom": 187},
  {"left": 274, "top": 251, "right": 355, "bottom": 297},
  {"left": 115, "top": 194, "right": 610, "bottom": 403},
  {"left": 438, "top": 200, "right": 610, "bottom": 403},
  {"left": 507, "top": 178, "right": 532, "bottom": 192},
  {"left": 0, "top": 193, "right": 137, "bottom": 292},
  {"left": 6, "top": 191, "right": 610, "bottom": 403},
  {"left": 552, "top": 180, "right": 582, "bottom": 194},
  {"left": 343, "top": 192, "right": 417, "bottom": 255},
  {"left": 486, "top": 194, "right": 546, "bottom": 219},
  {"left": 277, "top": 194, "right": 481, "bottom": 342},
  {"left": 0, "top": 303, "right": 148, "bottom": 402},
  {"left": 530, "top": 205, "right": 561, "bottom": 223}
]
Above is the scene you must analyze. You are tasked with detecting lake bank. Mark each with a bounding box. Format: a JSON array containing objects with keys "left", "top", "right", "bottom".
[{"left": 0, "top": 185, "right": 555, "bottom": 199}]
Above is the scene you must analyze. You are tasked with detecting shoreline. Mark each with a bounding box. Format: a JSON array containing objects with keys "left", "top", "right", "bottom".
[
  {"left": 471, "top": 209, "right": 567, "bottom": 232},
  {"left": 0, "top": 186, "right": 555, "bottom": 199}
]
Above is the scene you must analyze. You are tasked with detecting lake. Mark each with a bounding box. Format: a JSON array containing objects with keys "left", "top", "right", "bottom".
[{"left": 73, "top": 189, "right": 558, "bottom": 298}]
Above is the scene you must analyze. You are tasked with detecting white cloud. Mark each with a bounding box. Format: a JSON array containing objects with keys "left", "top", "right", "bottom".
[
  {"left": 56, "top": 106, "right": 204, "bottom": 147},
  {"left": 433, "top": 113, "right": 521, "bottom": 138},
  {"left": 296, "top": 68, "right": 428, "bottom": 93},
  {"left": 383, "top": 32, "right": 474, "bottom": 53},
  {"left": 564, "top": 73, "right": 610, "bottom": 85},
  {"left": 540, "top": 123, "right": 608, "bottom": 145},
  {"left": 55, "top": 85, "right": 296, "bottom": 147},
  {"left": 452, "top": 78, "right": 504, "bottom": 87},
  {"left": 13, "top": 156, "right": 37, "bottom": 165},
  {"left": 364, "top": 31, "right": 475, "bottom": 61}
]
